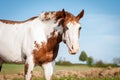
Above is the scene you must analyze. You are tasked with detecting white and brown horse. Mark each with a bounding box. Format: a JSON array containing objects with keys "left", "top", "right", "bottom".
[{"left": 0, "top": 9, "right": 84, "bottom": 80}]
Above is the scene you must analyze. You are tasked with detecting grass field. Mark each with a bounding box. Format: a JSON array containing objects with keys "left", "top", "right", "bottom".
[
  {"left": 0, "top": 63, "right": 90, "bottom": 74},
  {"left": 0, "top": 63, "right": 120, "bottom": 80}
]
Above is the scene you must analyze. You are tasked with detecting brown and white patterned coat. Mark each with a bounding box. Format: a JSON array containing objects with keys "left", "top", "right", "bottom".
[{"left": 0, "top": 9, "right": 84, "bottom": 80}]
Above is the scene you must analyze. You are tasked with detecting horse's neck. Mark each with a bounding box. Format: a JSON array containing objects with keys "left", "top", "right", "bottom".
[
  {"left": 0, "top": 17, "right": 62, "bottom": 53},
  {"left": 40, "top": 19, "right": 63, "bottom": 50}
]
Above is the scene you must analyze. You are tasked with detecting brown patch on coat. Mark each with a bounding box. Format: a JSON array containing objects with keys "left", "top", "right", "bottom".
[
  {"left": 30, "top": 71, "right": 33, "bottom": 80},
  {"left": 33, "top": 32, "right": 62, "bottom": 65},
  {"left": 0, "top": 16, "right": 37, "bottom": 24},
  {"left": 50, "top": 75, "right": 53, "bottom": 80},
  {"left": 24, "top": 63, "right": 29, "bottom": 75},
  {"left": 24, "top": 63, "right": 33, "bottom": 80}
]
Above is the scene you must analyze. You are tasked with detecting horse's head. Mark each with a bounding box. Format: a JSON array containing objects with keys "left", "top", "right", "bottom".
[
  {"left": 40, "top": 9, "right": 84, "bottom": 54},
  {"left": 55, "top": 9, "right": 84, "bottom": 54}
]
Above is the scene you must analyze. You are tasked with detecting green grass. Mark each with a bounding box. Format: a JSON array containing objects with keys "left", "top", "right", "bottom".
[
  {"left": 0, "top": 63, "right": 24, "bottom": 74},
  {"left": 0, "top": 63, "right": 43, "bottom": 74},
  {"left": 0, "top": 63, "right": 91, "bottom": 74},
  {"left": 55, "top": 65, "right": 91, "bottom": 71}
]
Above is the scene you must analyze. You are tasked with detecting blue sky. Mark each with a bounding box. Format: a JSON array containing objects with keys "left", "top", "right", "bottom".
[{"left": 0, "top": 0, "right": 120, "bottom": 63}]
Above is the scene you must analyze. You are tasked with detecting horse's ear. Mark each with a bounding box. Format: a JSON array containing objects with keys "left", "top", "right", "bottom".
[
  {"left": 62, "top": 9, "right": 66, "bottom": 18},
  {"left": 76, "top": 9, "right": 84, "bottom": 21}
]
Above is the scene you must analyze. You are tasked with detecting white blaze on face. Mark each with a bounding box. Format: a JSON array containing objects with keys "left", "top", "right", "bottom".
[{"left": 63, "top": 22, "right": 81, "bottom": 54}]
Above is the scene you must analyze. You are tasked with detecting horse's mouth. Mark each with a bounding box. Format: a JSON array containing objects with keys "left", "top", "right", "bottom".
[{"left": 68, "top": 48, "right": 79, "bottom": 55}]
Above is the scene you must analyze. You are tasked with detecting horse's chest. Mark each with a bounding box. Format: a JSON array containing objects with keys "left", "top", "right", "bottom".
[
  {"left": 34, "top": 50, "right": 54, "bottom": 64},
  {"left": 33, "top": 42, "right": 59, "bottom": 65}
]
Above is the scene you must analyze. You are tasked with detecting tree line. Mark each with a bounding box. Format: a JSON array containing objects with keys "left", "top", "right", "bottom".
[
  {"left": 56, "top": 51, "right": 120, "bottom": 67},
  {"left": 79, "top": 51, "right": 120, "bottom": 67}
]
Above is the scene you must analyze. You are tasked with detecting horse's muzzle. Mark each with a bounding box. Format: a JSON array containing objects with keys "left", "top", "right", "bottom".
[{"left": 69, "top": 46, "right": 79, "bottom": 55}]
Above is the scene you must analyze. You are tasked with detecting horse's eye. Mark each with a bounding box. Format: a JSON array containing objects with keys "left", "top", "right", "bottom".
[
  {"left": 64, "top": 27, "right": 69, "bottom": 31},
  {"left": 79, "top": 27, "right": 82, "bottom": 30}
]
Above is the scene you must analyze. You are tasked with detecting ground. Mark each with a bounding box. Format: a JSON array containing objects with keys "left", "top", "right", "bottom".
[{"left": 0, "top": 64, "right": 120, "bottom": 80}]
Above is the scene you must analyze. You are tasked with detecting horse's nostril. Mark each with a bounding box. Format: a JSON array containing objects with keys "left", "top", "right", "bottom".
[
  {"left": 63, "top": 40, "right": 66, "bottom": 43},
  {"left": 72, "top": 46, "right": 74, "bottom": 49}
]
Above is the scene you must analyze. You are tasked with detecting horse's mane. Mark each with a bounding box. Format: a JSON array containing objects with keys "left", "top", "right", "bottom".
[
  {"left": 39, "top": 11, "right": 56, "bottom": 21},
  {"left": 39, "top": 10, "right": 76, "bottom": 22},
  {"left": 0, "top": 10, "right": 77, "bottom": 24},
  {"left": 0, "top": 16, "right": 38, "bottom": 24}
]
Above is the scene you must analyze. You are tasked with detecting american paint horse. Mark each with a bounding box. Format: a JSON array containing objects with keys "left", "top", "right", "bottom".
[{"left": 0, "top": 9, "right": 84, "bottom": 80}]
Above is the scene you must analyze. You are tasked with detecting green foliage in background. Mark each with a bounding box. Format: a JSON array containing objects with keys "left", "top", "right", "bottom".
[
  {"left": 79, "top": 51, "right": 88, "bottom": 62},
  {"left": 87, "top": 56, "right": 94, "bottom": 66}
]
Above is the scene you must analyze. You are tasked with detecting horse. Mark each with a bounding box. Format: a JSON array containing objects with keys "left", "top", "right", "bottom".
[{"left": 0, "top": 9, "right": 84, "bottom": 80}]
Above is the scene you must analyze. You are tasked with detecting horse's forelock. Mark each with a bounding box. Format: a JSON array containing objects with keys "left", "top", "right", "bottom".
[{"left": 54, "top": 11, "right": 79, "bottom": 26}]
